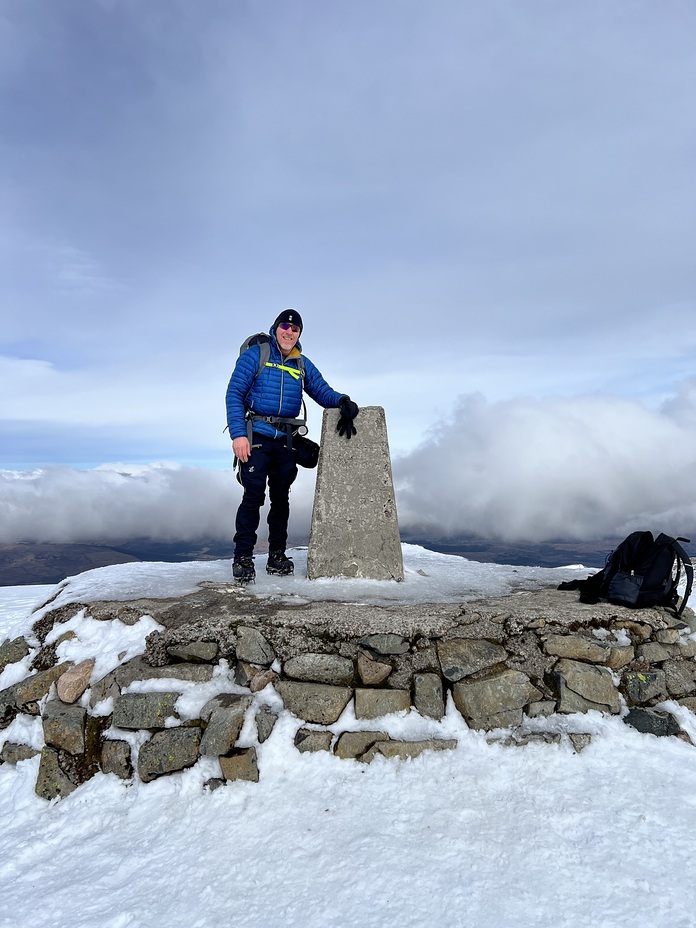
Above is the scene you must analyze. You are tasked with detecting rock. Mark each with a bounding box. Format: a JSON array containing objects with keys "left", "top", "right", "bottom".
[
  {"left": 624, "top": 708, "right": 681, "bottom": 737},
  {"left": 677, "top": 639, "right": 696, "bottom": 659},
  {"left": 276, "top": 681, "right": 353, "bottom": 725},
  {"left": 199, "top": 697, "right": 251, "bottom": 756},
  {"left": 138, "top": 727, "right": 202, "bottom": 782},
  {"left": 413, "top": 672, "right": 444, "bottom": 720},
  {"left": 621, "top": 670, "right": 667, "bottom": 706},
  {"left": 249, "top": 669, "right": 279, "bottom": 692},
  {"left": 0, "top": 688, "right": 19, "bottom": 729},
  {"left": 13, "top": 662, "right": 72, "bottom": 708},
  {"left": 101, "top": 740, "right": 133, "bottom": 779},
  {"left": 359, "top": 634, "right": 409, "bottom": 658},
  {"left": 361, "top": 739, "right": 457, "bottom": 763},
  {"left": 453, "top": 669, "right": 542, "bottom": 726},
  {"left": 255, "top": 706, "right": 278, "bottom": 743},
  {"left": 334, "top": 731, "right": 391, "bottom": 760},
  {"left": 543, "top": 634, "right": 609, "bottom": 664},
  {"left": 112, "top": 692, "right": 180, "bottom": 730},
  {"left": 204, "top": 777, "right": 226, "bottom": 792},
  {"left": 0, "top": 742, "right": 40, "bottom": 764},
  {"left": 677, "top": 696, "right": 696, "bottom": 714},
  {"left": 42, "top": 699, "right": 86, "bottom": 754},
  {"left": 235, "top": 627, "right": 275, "bottom": 665},
  {"left": 656, "top": 629, "right": 681, "bottom": 645},
  {"left": 219, "top": 746, "right": 259, "bottom": 782},
  {"left": 357, "top": 651, "right": 392, "bottom": 685},
  {"left": 664, "top": 660, "right": 696, "bottom": 698},
  {"left": 492, "top": 732, "right": 562, "bottom": 747},
  {"left": 354, "top": 688, "right": 410, "bottom": 719},
  {"left": 56, "top": 659, "right": 95, "bottom": 704},
  {"left": 199, "top": 693, "right": 249, "bottom": 724},
  {"left": 35, "top": 746, "right": 78, "bottom": 801},
  {"left": 294, "top": 728, "right": 333, "bottom": 753},
  {"left": 525, "top": 700, "right": 556, "bottom": 719},
  {"left": 554, "top": 659, "right": 621, "bottom": 714},
  {"left": 637, "top": 642, "right": 673, "bottom": 664},
  {"left": 90, "top": 657, "right": 214, "bottom": 707},
  {"left": 569, "top": 733, "right": 593, "bottom": 753},
  {"left": 284, "top": 653, "right": 354, "bottom": 686},
  {"left": 606, "top": 646, "right": 635, "bottom": 670},
  {"left": 436, "top": 638, "right": 507, "bottom": 682},
  {"left": 166, "top": 641, "right": 219, "bottom": 663},
  {"left": 0, "top": 636, "right": 30, "bottom": 672},
  {"left": 234, "top": 661, "right": 256, "bottom": 688}
]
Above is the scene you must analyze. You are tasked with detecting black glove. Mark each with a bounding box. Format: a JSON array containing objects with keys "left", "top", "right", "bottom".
[{"left": 336, "top": 396, "right": 359, "bottom": 439}]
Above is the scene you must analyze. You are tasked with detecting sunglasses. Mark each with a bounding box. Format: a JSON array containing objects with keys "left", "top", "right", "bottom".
[{"left": 279, "top": 323, "right": 300, "bottom": 333}]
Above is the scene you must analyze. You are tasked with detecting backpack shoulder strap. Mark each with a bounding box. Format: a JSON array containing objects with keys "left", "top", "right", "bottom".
[{"left": 670, "top": 536, "right": 694, "bottom": 617}]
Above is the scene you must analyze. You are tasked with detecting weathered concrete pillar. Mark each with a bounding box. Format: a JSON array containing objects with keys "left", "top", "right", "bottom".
[{"left": 307, "top": 406, "right": 404, "bottom": 581}]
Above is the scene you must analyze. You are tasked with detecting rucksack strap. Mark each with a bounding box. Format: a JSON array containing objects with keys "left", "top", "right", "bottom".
[{"left": 670, "top": 537, "right": 694, "bottom": 617}]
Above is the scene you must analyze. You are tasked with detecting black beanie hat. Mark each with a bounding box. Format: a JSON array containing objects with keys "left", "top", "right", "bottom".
[{"left": 273, "top": 309, "right": 303, "bottom": 333}]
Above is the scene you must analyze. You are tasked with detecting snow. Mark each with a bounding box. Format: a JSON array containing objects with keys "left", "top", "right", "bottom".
[{"left": 1, "top": 548, "right": 696, "bottom": 928}]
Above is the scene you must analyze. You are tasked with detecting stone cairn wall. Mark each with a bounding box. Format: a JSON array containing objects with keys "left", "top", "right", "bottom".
[{"left": 1, "top": 583, "right": 695, "bottom": 801}]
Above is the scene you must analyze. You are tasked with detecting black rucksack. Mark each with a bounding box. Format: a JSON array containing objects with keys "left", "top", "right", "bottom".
[{"left": 558, "top": 531, "right": 694, "bottom": 617}]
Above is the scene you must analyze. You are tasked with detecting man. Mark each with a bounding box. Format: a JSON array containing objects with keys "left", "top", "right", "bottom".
[{"left": 226, "top": 309, "right": 359, "bottom": 583}]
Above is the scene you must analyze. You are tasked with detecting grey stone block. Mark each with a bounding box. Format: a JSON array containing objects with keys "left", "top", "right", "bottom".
[
  {"left": 35, "top": 746, "right": 77, "bottom": 801},
  {"left": 354, "top": 688, "right": 410, "bottom": 719},
  {"left": 0, "top": 636, "right": 30, "bottom": 672},
  {"left": 453, "top": 669, "right": 542, "bottom": 723},
  {"left": 357, "top": 652, "right": 392, "bottom": 685},
  {"left": 42, "top": 699, "right": 86, "bottom": 755},
  {"left": 361, "top": 739, "right": 457, "bottom": 763},
  {"left": 307, "top": 406, "right": 404, "bottom": 581},
  {"left": 235, "top": 627, "right": 275, "bottom": 665},
  {"left": 255, "top": 706, "right": 278, "bottom": 743},
  {"left": 101, "top": 740, "right": 133, "bottom": 779},
  {"left": 283, "top": 653, "right": 354, "bottom": 686},
  {"left": 199, "top": 697, "right": 251, "bottom": 756},
  {"left": 554, "top": 660, "right": 620, "bottom": 714},
  {"left": 359, "top": 634, "right": 409, "bottom": 658},
  {"left": 334, "top": 731, "right": 391, "bottom": 760},
  {"left": 166, "top": 641, "right": 219, "bottom": 663},
  {"left": 543, "top": 634, "right": 609, "bottom": 664},
  {"left": 276, "top": 681, "right": 353, "bottom": 724},
  {"left": 624, "top": 708, "right": 681, "bottom": 737},
  {"left": 294, "top": 728, "right": 333, "bottom": 753},
  {"left": 437, "top": 638, "right": 507, "bottom": 682},
  {"left": 113, "top": 692, "right": 180, "bottom": 730},
  {"left": 219, "top": 746, "right": 259, "bottom": 782},
  {"left": 621, "top": 670, "right": 667, "bottom": 706},
  {"left": 138, "top": 727, "right": 202, "bottom": 782},
  {"left": 525, "top": 700, "right": 557, "bottom": 719},
  {"left": 0, "top": 742, "right": 40, "bottom": 764},
  {"left": 13, "top": 663, "right": 72, "bottom": 708},
  {"left": 413, "top": 672, "right": 444, "bottom": 720}
]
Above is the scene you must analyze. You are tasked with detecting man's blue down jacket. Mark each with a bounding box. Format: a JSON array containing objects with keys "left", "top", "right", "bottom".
[{"left": 226, "top": 334, "right": 345, "bottom": 441}]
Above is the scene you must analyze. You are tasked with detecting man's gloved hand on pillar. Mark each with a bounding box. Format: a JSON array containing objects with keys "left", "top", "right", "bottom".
[{"left": 336, "top": 396, "right": 359, "bottom": 439}]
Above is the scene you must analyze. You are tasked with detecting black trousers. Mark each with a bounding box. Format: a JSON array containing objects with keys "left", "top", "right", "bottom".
[{"left": 233, "top": 433, "right": 298, "bottom": 558}]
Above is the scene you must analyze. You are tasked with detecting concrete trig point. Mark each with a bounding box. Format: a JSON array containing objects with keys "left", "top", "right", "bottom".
[{"left": 307, "top": 406, "right": 404, "bottom": 581}]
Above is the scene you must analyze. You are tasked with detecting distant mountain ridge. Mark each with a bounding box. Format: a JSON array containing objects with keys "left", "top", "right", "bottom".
[{"left": 0, "top": 536, "right": 639, "bottom": 587}]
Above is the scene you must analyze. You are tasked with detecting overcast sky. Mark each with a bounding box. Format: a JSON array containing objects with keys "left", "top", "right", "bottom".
[{"left": 2, "top": 1, "right": 695, "bottom": 544}]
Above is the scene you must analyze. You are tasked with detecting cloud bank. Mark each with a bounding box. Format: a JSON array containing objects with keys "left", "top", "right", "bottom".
[{"left": 3, "top": 382, "right": 696, "bottom": 546}]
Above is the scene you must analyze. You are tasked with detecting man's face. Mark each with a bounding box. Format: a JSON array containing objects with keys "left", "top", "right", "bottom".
[{"left": 275, "top": 322, "right": 301, "bottom": 356}]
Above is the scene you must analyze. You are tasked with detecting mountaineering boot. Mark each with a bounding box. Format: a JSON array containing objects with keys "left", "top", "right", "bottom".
[
  {"left": 232, "top": 556, "right": 256, "bottom": 584},
  {"left": 266, "top": 550, "right": 294, "bottom": 576}
]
